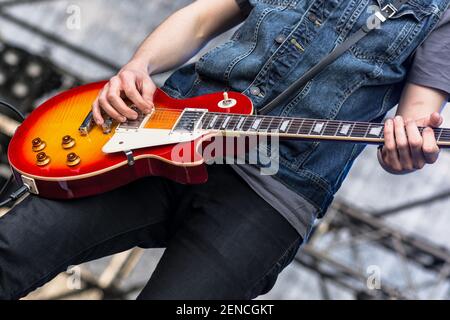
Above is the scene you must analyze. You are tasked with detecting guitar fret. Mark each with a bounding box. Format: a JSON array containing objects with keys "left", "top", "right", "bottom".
[
  {"left": 311, "top": 121, "right": 326, "bottom": 135},
  {"left": 279, "top": 119, "right": 292, "bottom": 133},
  {"left": 235, "top": 116, "right": 246, "bottom": 131},
  {"left": 286, "top": 119, "right": 299, "bottom": 134},
  {"left": 208, "top": 115, "right": 219, "bottom": 129},
  {"left": 249, "top": 118, "right": 263, "bottom": 131},
  {"left": 228, "top": 115, "right": 241, "bottom": 130},
  {"left": 298, "top": 120, "right": 314, "bottom": 135},
  {"left": 337, "top": 123, "right": 352, "bottom": 137},
  {"left": 201, "top": 114, "right": 214, "bottom": 129},
  {"left": 213, "top": 115, "right": 226, "bottom": 130},
  {"left": 351, "top": 123, "right": 369, "bottom": 138},
  {"left": 308, "top": 120, "right": 317, "bottom": 135},
  {"left": 258, "top": 117, "right": 272, "bottom": 132},
  {"left": 437, "top": 128, "right": 444, "bottom": 141},
  {"left": 242, "top": 117, "right": 255, "bottom": 132},
  {"left": 265, "top": 117, "right": 274, "bottom": 132},
  {"left": 347, "top": 123, "right": 356, "bottom": 137},
  {"left": 270, "top": 118, "right": 283, "bottom": 133},
  {"left": 295, "top": 119, "right": 305, "bottom": 134},
  {"left": 221, "top": 116, "right": 232, "bottom": 129},
  {"left": 366, "top": 123, "right": 384, "bottom": 138},
  {"left": 287, "top": 119, "right": 303, "bottom": 134},
  {"left": 323, "top": 120, "right": 339, "bottom": 137}
]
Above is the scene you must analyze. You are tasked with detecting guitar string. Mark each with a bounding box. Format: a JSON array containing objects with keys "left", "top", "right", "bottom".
[
  {"left": 121, "top": 108, "right": 398, "bottom": 136},
  {"left": 118, "top": 109, "right": 450, "bottom": 141},
  {"left": 201, "top": 114, "right": 445, "bottom": 137},
  {"left": 205, "top": 111, "right": 449, "bottom": 135},
  {"left": 200, "top": 113, "right": 449, "bottom": 138}
]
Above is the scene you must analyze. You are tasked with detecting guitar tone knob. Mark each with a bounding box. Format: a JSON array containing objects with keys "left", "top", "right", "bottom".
[
  {"left": 62, "top": 135, "right": 76, "bottom": 149},
  {"left": 36, "top": 152, "right": 50, "bottom": 166},
  {"left": 66, "top": 152, "right": 81, "bottom": 167},
  {"left": 32, "top": 137, "right": 46, "bottom": 152}
]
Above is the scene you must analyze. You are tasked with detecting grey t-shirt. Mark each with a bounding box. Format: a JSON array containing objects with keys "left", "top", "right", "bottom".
[
  {"left": 408, "top": 9, "right": 450, "bottom": 93},
  {"left": 232, "top": 3, "right": 450, "bottom": 238}
]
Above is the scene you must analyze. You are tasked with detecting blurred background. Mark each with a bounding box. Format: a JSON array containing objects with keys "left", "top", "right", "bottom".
[{"left": 1, "top": 0, "right": 450, "bottom": 300}]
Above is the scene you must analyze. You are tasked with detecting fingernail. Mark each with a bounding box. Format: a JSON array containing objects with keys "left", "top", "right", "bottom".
[
  {"left": 121, "top": 117, "right": 127, "bottom": 122},
  {"left": 395, "top": 116, "right": 402, "bottom": 121}
]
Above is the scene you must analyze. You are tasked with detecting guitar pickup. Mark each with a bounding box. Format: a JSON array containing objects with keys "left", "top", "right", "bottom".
[{"left": 172, "top": 108, "right": 208, "bottom": 133}]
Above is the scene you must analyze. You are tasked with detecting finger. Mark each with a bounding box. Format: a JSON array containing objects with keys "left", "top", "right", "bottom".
[
  {"left": 98, "top": 86, "right": 126, "bottom": 123},
  {"left": 405, "top": 120, "right": 426, "bottom": 169},
  {"left": 428, "top": 112, "right": 443, "bottom": 128},
  {"left": 92, "top": 97, "right": 103, "bottom": 126},
  {"left": 383, "top": 118, "right": 402, "bottom": 171},
  {"left": 120, "top": 72, "right": 151, "bottom": 112},
  {"left": 422, "top": 127, "right": 440, "bottom": 164},
  {"left": 108, "top": 77, "right": 139, "bottom": 119},
  {"left": 394, "top": 116, "right": 414, "bottom": 171},
  {"left": 141, "top": 77, "right": 156, "bottom": 112}
]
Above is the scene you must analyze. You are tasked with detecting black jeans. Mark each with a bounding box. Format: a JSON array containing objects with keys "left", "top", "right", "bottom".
[{"left": 0, "top": 165, "right": 302, "bottom": 300}]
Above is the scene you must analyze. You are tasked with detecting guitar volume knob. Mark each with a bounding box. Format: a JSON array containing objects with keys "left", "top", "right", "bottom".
[
  {"left": 66, "top": 152, "right": 81, "bottom": 167},
  {"left": 32, "top": 137, "right": 46, "bottom": 152},
  {"left": 62, "top": 135, "right": 76, "bottom": 149},
  {"left": 36, "top": 152, "right": 50, "bottom": 166}
]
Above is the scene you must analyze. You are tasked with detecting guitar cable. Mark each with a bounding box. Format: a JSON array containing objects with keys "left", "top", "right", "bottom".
[{"left": 0, "top": 100, "right": 30, "bottom": 208}]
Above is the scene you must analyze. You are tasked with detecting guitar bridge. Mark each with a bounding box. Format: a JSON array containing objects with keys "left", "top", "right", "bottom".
[
  {"left": 117, "top": 106, "right": 154, "bottom": 131},
  {"left": 79, "top": 111, "right": 94, "bottom": 135}
]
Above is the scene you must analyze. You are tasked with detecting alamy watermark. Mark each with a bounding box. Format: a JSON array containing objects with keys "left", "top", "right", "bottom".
[
  {"left": 171, "top": 133, "right": 281, "bottom": 176},
  {"left": 367, "top": 265, "right": 382, "bottom": 290},
  {"left": 66, "top": 4, "right": 82, "bottom": 30}
]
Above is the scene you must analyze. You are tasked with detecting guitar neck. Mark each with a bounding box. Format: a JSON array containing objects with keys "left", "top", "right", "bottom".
[{"left": 199, "top": 112, "right": 450, "bottom": 148}]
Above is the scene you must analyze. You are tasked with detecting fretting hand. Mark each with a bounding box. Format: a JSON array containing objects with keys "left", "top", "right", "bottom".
[{"left": 378, "top": 112, "right": 443, "bottom": 174}]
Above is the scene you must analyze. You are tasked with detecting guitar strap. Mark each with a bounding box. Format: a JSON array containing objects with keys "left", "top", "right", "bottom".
[{"left": 258, "top": 0, "right": 411, "bottom": 115}]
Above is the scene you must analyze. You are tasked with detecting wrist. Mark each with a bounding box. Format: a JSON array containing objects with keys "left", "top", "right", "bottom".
[{"left": 124, "top": 57, "right": 150, "bottom": 72}]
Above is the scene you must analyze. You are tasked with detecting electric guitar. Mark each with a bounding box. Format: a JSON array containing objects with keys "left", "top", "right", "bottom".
[{"left": 7, "top": 81, "right": 450, "bottom": 199}]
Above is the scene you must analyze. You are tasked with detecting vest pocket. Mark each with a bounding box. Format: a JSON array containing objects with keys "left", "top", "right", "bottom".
[{"left": 347, "top": 0, "right": 433, "bottom": 62}]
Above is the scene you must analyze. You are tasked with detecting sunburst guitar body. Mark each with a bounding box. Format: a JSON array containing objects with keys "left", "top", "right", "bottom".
[{"left": 7, "top": 81, "right": 254, "bottom": 199}]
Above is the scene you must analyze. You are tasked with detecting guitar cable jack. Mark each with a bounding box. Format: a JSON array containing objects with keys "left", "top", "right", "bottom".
[
  {"left": 0, "top": 100, "right": 29, "bottom": 208},
  {"left": 0, "top": 184, "right": 30, "bottom": 208}
]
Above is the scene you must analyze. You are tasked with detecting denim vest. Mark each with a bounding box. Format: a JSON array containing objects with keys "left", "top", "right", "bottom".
[{"left": 162, "top": 0, "right": 450, "bottom": 216}]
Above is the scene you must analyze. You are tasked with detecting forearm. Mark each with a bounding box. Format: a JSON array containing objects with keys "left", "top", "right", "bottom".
[
  {"left": 396, "top": 82, "right": 448, "bottom": 120},
  {"left": 129, "top": 0, "right": 243, "bottom": 74}
]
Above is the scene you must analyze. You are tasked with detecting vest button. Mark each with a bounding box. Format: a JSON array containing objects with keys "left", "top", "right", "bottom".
[
  {"left": 308, "top": 12, "right": 322, "bottom": 26},
  {"left": 308, "top": 12, "right": 318, "bottom": 22},
  {"left": 275, "top": 34, "right": 286, "bottom": 44},
  {"left": 250, "top": 86, "right": 261, "bottom": 96}
]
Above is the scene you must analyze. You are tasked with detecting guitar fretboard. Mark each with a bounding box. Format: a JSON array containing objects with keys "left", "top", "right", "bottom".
[{"left": 194, "top": 112, "right": 450, "bottom": 146}]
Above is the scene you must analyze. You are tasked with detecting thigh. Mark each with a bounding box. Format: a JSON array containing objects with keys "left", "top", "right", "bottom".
[
  {"left": 138, "top": 165, "right": 303, "bottom": 300},
  {"left": 0, "top": 176, "right": 173, "bottom": 299}
]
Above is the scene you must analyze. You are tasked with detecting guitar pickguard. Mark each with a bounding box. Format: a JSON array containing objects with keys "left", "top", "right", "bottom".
[{"left": 102, "top": 128, "right": 205, "bottom": 154}]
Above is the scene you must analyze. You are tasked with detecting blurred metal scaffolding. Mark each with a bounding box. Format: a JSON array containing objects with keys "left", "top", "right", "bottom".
[
  {"left": 295, "top": 201, "right": 450, "bottom": 300},
  {"left": 2, "top": 0, "right": 450, "bottom": 300}
]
